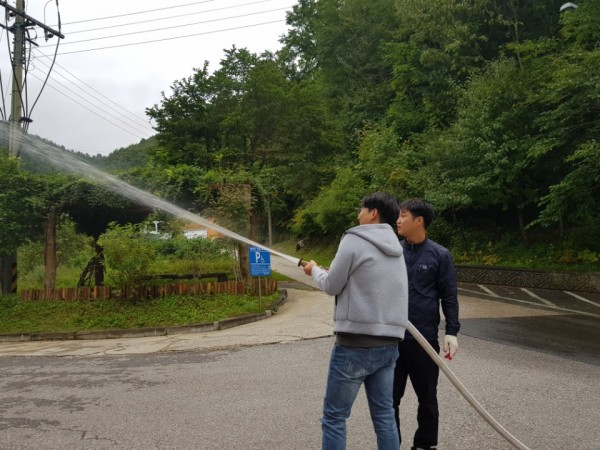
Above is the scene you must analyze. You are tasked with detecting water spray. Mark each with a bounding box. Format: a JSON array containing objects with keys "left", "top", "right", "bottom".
[
  {"left": 0, "top": 122, "right": 298, "bottom": 264},
  {"left": 2, "top": 123, "right": 530, "bottom": 449}
]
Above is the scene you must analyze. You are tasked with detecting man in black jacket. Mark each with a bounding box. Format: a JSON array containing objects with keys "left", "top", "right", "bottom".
[{"left": 393, "top": 199, "right": 460, "bottom": 450}]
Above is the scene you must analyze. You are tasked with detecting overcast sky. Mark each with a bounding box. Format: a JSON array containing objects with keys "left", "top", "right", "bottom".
[{"left": 0, "top": 0, "right": 296, "bottom": 156}]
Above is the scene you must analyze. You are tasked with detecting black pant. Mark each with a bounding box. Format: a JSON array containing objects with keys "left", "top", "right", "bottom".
[{"left": 393, "top": 339, "right": 440, "bottom": 449}]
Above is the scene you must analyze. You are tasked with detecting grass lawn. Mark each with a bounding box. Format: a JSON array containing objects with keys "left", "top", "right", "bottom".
[{"left": 0, "top": 292, "right": 280, "bottom": 335}]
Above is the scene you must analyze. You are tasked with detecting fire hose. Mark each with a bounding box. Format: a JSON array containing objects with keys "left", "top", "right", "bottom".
[
  {"left": 406, "top": 322, "right": 530, "bottom": 450},
  {"left": 298, "top": 258, "right": 531, "bottom": 450}
]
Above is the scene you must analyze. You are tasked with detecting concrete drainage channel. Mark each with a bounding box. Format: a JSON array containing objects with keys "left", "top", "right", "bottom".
[{"left": 0, "top": 289, "right": 289, "bottom": 343}]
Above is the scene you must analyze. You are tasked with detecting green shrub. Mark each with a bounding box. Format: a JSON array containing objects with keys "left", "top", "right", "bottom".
[
  {"left": 291, "top": 168, "right": 367, "bottom": 239},
  {"left": 98, "top": 223, "right": 156, "bottom": 285},
  {"left": 151, "top": 237, "right": 234, "bottom": 278}
]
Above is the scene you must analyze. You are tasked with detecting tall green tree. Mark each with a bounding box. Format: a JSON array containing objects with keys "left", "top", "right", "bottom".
[
  {"left": 147, "top": 63, "right": 216, "bottom": 167},
  {"left": 417, "top": 57, "right": 551, "bottom": 241},
  {"left": 0, "top": 153, "right": 44, "bottom": 257},
  {"left": 526, "top": 2, "right": 600, "bottom": 231},
  {"left": 145, "top": 46, "right": 343, "bottom": 239},
  {"left": 284, "top": 0, "right": 399, "bottom": 135}
]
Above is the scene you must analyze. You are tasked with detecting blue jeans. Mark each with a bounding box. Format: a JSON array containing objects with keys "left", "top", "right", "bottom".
[{"left": 321, "top": 343, "right": 400, "bottom": 450}]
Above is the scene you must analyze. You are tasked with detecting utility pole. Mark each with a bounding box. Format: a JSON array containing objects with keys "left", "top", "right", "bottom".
[
  {"left": 9, "top": 1, "right": 24, "bottom": 108},
  {"left": 0, "top": 0, "right": 24, "bottom": 295},
  {"left": 9, "top": 0, "right": 24, "bottom": 157},
  {"left": 0, "top": 0, "right": 64, "bottom": 295}
]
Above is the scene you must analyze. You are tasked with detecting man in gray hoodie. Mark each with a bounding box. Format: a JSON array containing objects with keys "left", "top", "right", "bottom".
[{"left": 303, "top": 192, "right": 409, "bottom": 450}]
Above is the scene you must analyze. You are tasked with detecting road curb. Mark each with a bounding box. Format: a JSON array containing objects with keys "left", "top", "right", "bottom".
[{"left": 0, "top": 289, "right": 288, "bottom": 343}]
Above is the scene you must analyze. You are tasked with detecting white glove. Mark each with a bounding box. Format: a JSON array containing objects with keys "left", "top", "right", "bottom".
[{"left": 443, "top": 335, "right": 458, "bottom": 360}]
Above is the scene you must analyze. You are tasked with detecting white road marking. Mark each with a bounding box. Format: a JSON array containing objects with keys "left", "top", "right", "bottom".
[
  {"left": 477, "top": 285, "right": 499, "bottom": 297},
  {"left": 520, "top": 288, "right": 556, "bottom": 307},
  {"left": 457, "top": 287, "right": 600, "bottom": 319},
  {"left": 564, "top": 291, "right": 600, "bottom": 308}
]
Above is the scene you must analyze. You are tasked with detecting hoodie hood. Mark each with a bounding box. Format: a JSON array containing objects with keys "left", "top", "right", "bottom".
[{"left": 345, "top": 224, "right": 403, "bottom": 257}]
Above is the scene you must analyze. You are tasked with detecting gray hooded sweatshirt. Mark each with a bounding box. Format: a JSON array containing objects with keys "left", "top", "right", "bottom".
[{"left": 311, "top": 223, "right": 409, "bottom": 339}]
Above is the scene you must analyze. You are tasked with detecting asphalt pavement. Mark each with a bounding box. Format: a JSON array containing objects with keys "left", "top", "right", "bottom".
[{"left": 1, "top": 255, "right": 599, "bottom": 449}]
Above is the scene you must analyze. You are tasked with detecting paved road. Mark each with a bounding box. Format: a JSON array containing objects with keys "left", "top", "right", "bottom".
[
  {"left": 456, "top": 286, "right": 600, "bottom": 367},
  {"left": 459, "top": 282, "right": 600, "bottom": 316},
  {"left": 0, "top": 256, "right": 599, "bottom": 449},
  {"left": 281, "top": 255, "right": 600, "bottom": 366},
  {"left": 1, "top": 320, "right": 598, "bottom": 449}
]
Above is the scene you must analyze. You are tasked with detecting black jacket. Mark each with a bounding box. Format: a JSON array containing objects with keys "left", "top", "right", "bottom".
[{"left": 401, "top": 238, "right": 460, "bottom": 341}]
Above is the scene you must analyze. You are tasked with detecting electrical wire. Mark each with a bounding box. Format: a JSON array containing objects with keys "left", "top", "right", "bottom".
[
  {"left": 0, "top": 20, "right": 6, "bottom": 120},
  {"left": 58, "top": 0, "right": 216, "bottom": 26},
  {"left": 65, "top": 0, "right": 272, "bottom": 35},
  {"left": 22, "top": 27, "right": 34, "bottom": 125},
  {"left": 25, "top": 0, "right": 60, "bottom": 131},
  {"left": 27, "top": 71, "right": 150, "bottom": 141},
  {"left": 51, "top": 19, "right": 284, "bottom": 56},
  {"left": 2, "top": 1, "right": 289, "bottom": 148},
  {"left": 32, "top": 52, "right": 153, "bottom": 132},
  {"left": 27, "top": 63, "right": 153, "bottom": 138},
  {"left": 39, "top": 6, "right": 292, "bottom": 48}
]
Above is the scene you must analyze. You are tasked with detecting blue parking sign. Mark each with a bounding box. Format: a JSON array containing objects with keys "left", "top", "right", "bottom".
[{"left": 249, "top": 247, "right": 271, "bottom": 277}]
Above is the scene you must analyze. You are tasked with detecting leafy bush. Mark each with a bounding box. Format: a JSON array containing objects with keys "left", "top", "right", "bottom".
[
  {"left": 17, "top": 218, "right": 95, "bottom": 289},
  {"left": 449, "top": 229, "right": 600, "bottom": 270},
  {"left": 98, "top": 223, "right": 156, "bottom": 285},
  {"left": 292, "top": 168, "right": 367, "bottom": 239},
  {"left": 169, "top": 237, "right": 229, "bottom": 260},
  {"left": 18, "top": 218, "right": 93, "bottom": 273},
  {"left": 427, "top": 216, "right": 455, "bottom": 249},
  {"left": 151, "top": 236, "right": 234, "bottom": 278}
]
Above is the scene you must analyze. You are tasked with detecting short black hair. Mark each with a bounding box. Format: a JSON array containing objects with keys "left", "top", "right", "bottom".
[
  {"left": 399, "top": 198, "right": 434, "bottom": 229},
  {"left": 361, "top": 192, "right": 399, "bottom": 229}
]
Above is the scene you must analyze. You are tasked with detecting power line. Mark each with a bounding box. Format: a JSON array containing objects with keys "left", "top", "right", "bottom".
[
  {"left": 10, "top": 1, "right": 292, "bottom": 149},
  {"left": 41, "top": 6, "right": 292, "bottom": 48},
  {"left": 66, "top": 0, "right": 272, "bottom": 35},
  {"left": 58, "top": 0, "right": 216, "bottom": 26},
  {"left": 31, "top": 54, "right": 154, "bottom": 137},
  {"left": 45, "top": 19, "right": 285, "bottom": 56},
  {"left": 0, "top": 17, "right": 7, "bottom": 119},
  {"left": 25, "top": 0, "right": 61, "bottom": 132},
  {"left": 27, "top": 71, "right": 152, "bottom": 141},
  {"left": 33, "top": 52, "right": 154, "bottom": 131}
]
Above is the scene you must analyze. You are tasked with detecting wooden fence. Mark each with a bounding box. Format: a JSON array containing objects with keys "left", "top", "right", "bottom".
[
  {"left": 20, "top": 278, "right": 278, "bottom": 302},
  {"left": 20, "top": 286, "right": 112, "bottom": 302}
]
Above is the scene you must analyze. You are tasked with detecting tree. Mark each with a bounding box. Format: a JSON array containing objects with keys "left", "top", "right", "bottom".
[
  {"left": 60, "top": 181, "right": 151, "bottom": 286},
  {"left": 420, "top": 57, "right": 550, "bottom": 241},
  {"left": 0, "top": 152, "right": 44, "bottom": 258},
  {"left": 144, "top": 45, "right": 343, "bottom": 243},
  {"left": 146, "top": 62, "right": 216, "bottom": 167},
  {"left": 525, "top": 2, "right": 600, "bottom": 231},
  {"left": 292, "top": 167, "right": 367, "bottom": 239},
  {"left": 284, "top": 0, "right": 399, "bottom": 136}
]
